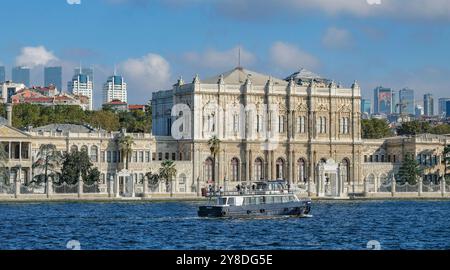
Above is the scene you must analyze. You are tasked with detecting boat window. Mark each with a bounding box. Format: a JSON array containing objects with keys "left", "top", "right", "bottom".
[
  {"left": 249, "top": 197, "right": 262, "bottom": 205},
  {"left": 228, "top": 197, "right": 235, "bottom": 206},
  {"left": 243, "top": 197, "right": 251, "bottom": 205},
  {"left": 274, "top": 196, "right": 282, "bottom": 203},
  {"left": 265, "top": 196, "right": 274, "bottom": 204},
  {"left": 218, "top": 198, "right": 227, "bottom": 205},
  {"left": 289, "top": 196, "right": 296, "bottom": 202}
]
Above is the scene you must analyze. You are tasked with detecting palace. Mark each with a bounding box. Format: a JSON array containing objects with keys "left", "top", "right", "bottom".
[{"left": 1, "top": 67, "right": 449, "bottom": 199}]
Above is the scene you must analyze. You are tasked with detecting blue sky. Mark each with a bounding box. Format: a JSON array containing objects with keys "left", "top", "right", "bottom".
[{"left": 0, "top": 0, "right": 449, "bottom": 108}]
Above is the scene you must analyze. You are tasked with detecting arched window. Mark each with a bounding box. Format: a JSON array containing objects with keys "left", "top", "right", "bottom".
[
  {"left": 80, "top": 145, "right": 88, "bottom": 154},
  {"left": 341, "top": 159, "right": 350, "bottom": 183},
  {"left": 231, "top": 158, "right": 240, "bottom": 182},
  {"left": 205, "top": 158, "right": 214, "bottom": 184},
  {"left": 298, "top": 158, "right": 307, "bottom": 183},
  {"left": 90, "top": 146, "right": 98, "bottom": 162},
  {"left": 276, "top": 158, "right": 285, "bottom": 180},
  {"left": 297, "top": 116, "right": 306, "bottom": 133},
  {"left": 255, "top": 158, "right": 264, "bottom": 181},
  {"left": 70, "top": 145, "right": 78, "bottom": 153}
]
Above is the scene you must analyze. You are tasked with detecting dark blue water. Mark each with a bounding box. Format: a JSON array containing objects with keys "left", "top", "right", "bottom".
[{"left": 0, "top": 200, "right": 449, "bottom": 250}]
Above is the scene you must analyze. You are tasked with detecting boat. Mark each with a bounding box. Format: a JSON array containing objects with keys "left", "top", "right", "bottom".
[{"left": 198, "top": 180, "right": 312, "bottom": 218}]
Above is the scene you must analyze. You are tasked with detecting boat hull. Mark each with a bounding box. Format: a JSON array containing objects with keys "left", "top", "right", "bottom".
[{"left": 198, "top": 201, "right": 311, "bottom": 218}]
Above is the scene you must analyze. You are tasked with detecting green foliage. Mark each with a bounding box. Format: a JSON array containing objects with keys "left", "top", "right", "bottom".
[
  {"left": 0, "top": 103, "right": 152, "bottom": 133},
  {"left": 60, "top": 149, "right": 100, "bottom": 185},
  {"left": 444, "top": 145, "right": 450, "bottom": 181},
  {"left": 159, "top": 160, "right": 177, "bottom": 194},
  {"left": 0, "top": 143, "right": 8, "bottom": 183},
  {"left": 32, "top": 144, "right": 63, "bottom": 185},
  {"left": 396, "top": 154, "right": 422, "bottom": 185},
  {"left": 430, "top": 124, "right": 450, "bottom": 135},
  {"left": 145, "top": 171, "right": 160, "bottom": 188},
  {"left": 397, "top": 120, "right": 431, "bottom": 136},
  {"left": 361, "top": 118, "right": 393, "bottom": 139}
]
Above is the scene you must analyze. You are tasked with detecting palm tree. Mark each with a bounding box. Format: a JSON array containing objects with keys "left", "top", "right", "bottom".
[
  {"left": 208, "top": 136, "right": 221, "bottom": 186},
  {"left": 0, "top": 143, "right": 9, "bottom": 184},
  {"left": 159, "top": 160, "right": 177, "bottom": 197},
  {"left": 33, "top": 144, "right": 62, "bottom": 192},
  {"left": 118, "top": 135, "right": 135, "bottom": 170}
]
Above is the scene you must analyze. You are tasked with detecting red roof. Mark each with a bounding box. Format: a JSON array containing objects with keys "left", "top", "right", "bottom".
[{"left": 128, "top": 105, "right": 146, "bottom": 110}]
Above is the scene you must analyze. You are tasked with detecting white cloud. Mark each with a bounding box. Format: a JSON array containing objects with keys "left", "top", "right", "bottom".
[
  {"left": 183, "top": 46, "right": 256, "bottom": 70},
  {"left": 15, "top": 46, "right": 59, "bottom": 68},
  {"left": 119, "top": 53, "right": 171, "bottom": 99},
  {"left": 322, "top": 27, "right": 353, "bottom": 49},
  {"left": 270, "top": 41, "right": 320, "bottom": 72}
]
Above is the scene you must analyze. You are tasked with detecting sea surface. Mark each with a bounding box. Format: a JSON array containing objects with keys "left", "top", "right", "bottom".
[{"left": 0, "top": 200, "right": 449, "bottom": 250}]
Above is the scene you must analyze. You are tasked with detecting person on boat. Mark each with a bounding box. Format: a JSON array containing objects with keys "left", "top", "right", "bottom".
[{"left": 219, "top": 186, "right": 224, "bottom": 195}]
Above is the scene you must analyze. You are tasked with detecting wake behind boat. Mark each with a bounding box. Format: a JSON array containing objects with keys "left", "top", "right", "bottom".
[{"left": 198, "top": 180, "right": 312, "bottom": 218}]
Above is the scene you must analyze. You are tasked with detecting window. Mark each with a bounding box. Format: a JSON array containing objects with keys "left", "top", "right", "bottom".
[
  {"left": 165, "top": 153, "right": 169, "bottom": 160},
  {"left": 101, "top": 151, "right": 106, "bottom": 162},
  {"left": 113, "top": 151, "right": 118, "bottom": 163},
  {"left": 158, "top": 153, "right": 163, "bottom": 161},
  {"left": 139, "top": 151, "right": 144, "bottom": 163},
  {"left": 279, "top": 115, "right": 285, "bottom": 133},
  {"left": 276, "top": 158, "right": 285, "bottom": 180},
  {"left": 231, "top": 158, "right": 240, "bottom": 182},
  {"left": 152, "top": 153, "right": 156, "bottom": 161},
  {"left": 146, "top": 152, "right": 151, "bottom": 163},
  {"left": 257, "top": 115, "right": 263, "bottom": 133},
  {"left": 255, "top": 158, "right": 264, "bottom": 181},
  {"left": 133, "top": 151, "right": 138, "bottom": 163},
  {"left": 233, "top": 114, "right": 239, "bottom": 133},
  {"left": 317, "top": 116, "right": 327, "bottom": 134},
  {"left": 297, "top": 116, "right": 306, "bottom": 133},
  {"left": 393, "top": 155, "right": 396, "bottom": 163},
  {"left": 172, "top": 153, "right": 176, "bottom": 161},
  {"left": 90, "top": 146, "right": 98, "bottom": 162},
  {"left": 298, "top": 159, "right": 306, "bottom": 183},
  {"left": 205, "top": 158, "right": 213, "bottom": 183},
  {"left": 107, "top": 151, "right": 112, "bottom": 163},
  {"left": 364, "top": 155, "right": 368, "bottom": 163}
]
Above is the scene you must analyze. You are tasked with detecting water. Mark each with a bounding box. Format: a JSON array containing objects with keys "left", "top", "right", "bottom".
[{"left": 0, "top": 200, "right": 449, "bottom": 250}]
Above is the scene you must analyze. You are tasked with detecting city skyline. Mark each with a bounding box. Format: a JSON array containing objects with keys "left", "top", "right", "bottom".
[{"left": 0, "top": 0, "right": 449, "bottom": 108}]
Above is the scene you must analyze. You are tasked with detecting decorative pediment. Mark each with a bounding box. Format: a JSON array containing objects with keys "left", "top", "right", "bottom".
[{"left": 0, "top": 125, "right": 31, "bottom": 139}]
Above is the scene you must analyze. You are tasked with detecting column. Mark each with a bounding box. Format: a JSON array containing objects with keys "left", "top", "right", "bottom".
[
  {"left": 391, "top": 175, "right": 396, "bottom": 197},
  {"left": 441, "top": 176, "right": 446, "bottom": 197},
  {"left": 363, "top": 178, "right": 368, "bottom": 197},
  {"left": 418, "top": 178, "right": 423, "bottom": 197},
  {"left": 245, "top": 150, "right": 250, "bottom": 182},
  {"left": 47, "top": 178, "right": 53, "bottom": 198},
  {"left": 15, "top": 168, "right": 21, "bottom": 199},
  {"left": 108, "top": 175, "right": 114, "bottom": 198},
  {"left": 78, "top": 174, "right": 83, "bottom": 198},
  {"left": 114, "top": 174, "right": 120, "bottom": 198},
  {"left": 131, "top": 176, "right": 135, "bottom": 198},
  {"left": 143, "top": 175, "right": 148, "bottom": 198}
]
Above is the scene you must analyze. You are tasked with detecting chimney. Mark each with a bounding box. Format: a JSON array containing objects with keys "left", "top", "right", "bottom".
[{"left": 6, "top": 103, "right": 12, "bottom": 126}]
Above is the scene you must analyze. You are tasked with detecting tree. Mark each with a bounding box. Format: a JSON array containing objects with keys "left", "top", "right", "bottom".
[
  {"left": 208, "top": 136, "right": 221, "bottom": 185},
  {"left": 361, "top": 118, "right": 393, "bottom": 139},
  {"left": 118, "top": 135, "right": 135, "bottom": 170},
  {"left": 159, "top": 160, "right": 177, "bottom": 197},
  {"left": 145, "top": 171, "right": 160, "bottom": 190},
  {"left": 88, "top": 110, "right": 120, "bottom": 132},
  {"left": 60, "top": 150, "right": 100, "bottom": 185},
  {"left": 32, "top": 144, "right": 62, "bottom": 191},
  {"left": 444, "top": 145, "right": 450, "bottom": 183},
  {"left": 0, "top": 143, "right": 9, "bottom": 184},
  {"left": 396, "top": 154, "right": 422, "bottom": 185},
  {"left": 397, "top": 120, "right": 431, "bottom": 136}
]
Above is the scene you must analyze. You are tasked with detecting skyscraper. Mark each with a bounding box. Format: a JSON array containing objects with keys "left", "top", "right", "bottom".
[
  {"left": 361, "top": 99, "right": 371, "bottom": 115},
  {"left": 446, "top": 101, "right": 450, "bottom": 118},
  {"left": 399, "top": 88, "right": 415, "bottom": 115},
  {"left": 438, "top": 98, "right": 450, "bottom": 117},
  {"left": 103, "top": 73, "right": 127, "bottom": 104},
  {"left": 68, "top": 69, "right": 93, "bottom": 110},
  {"left": 74, "top": 68, "right": 94, "bottom": 83},
  {"left": 423, "top": 93, "right": 434, "bottom": 116},
  {"left": 373, "top": 86, "right": 392, "bottom": 115},
  {"left": 44, "top": 66, "right": 62, "bottom": 90},
  {"left": 12, "top": 66, "right": 30, "bottom": 86},
  {"left": 0, "top": 66, "right": 5, "bottom": 83}
]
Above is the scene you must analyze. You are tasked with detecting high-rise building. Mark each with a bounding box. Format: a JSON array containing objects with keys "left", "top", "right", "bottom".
[
  {"left": 0, "top": 81, "right": 26, "bottom": 103},
  {"left": 103, "top": 73, "right": 127, "bottom": 104},
  {"left": 373, "top": 86, "right": 392, "bottom": 115},
  {"left": 68, "top": 70, "right": 93, "bottom": 110},
  {"left": 423, "top": 93, "right": 434, "bottom": 116},
  {"left": 438, "top": 98, "right": 450, "bottom": 117},
  {"left": 0, "top": 66, "right": 5, "bottom": 83},
  {"left": 446, "top": 101, "right": 450, "bottom": 118},
  {"left": 74, "top": 68, "right": 94, "bottom": 82},
  {"left": 415, "top": 105, "right": 424, "bottom": 117},
  {"left": 44, "top": 66, "right": 62, "bottom": 90},
  {"left": 361, "top": 99, "right": 371, "bottom": 115},
  {"left": 12, "top": 66, "right": 30, "bottom": 87},
  {"left": 399, "top": 88, "right": 415, "bottom": 115}
]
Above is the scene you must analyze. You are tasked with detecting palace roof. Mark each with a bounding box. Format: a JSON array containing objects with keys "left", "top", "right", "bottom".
[{"left": 202, "top": 67, "right": 288, "bottom": 86}]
